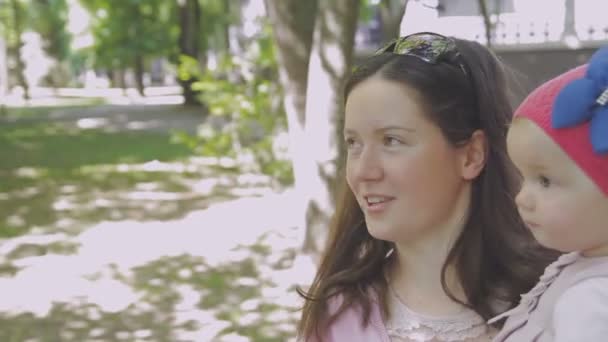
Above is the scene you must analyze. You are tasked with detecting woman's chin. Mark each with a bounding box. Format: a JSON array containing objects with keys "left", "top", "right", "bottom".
[{"left": 366, "top": 223, "right": 398, "bottom": 242}]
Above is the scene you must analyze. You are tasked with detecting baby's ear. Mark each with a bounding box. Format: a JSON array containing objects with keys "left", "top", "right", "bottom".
[{"left": 460, "top": 130, "right": 487, "bottom": 180}]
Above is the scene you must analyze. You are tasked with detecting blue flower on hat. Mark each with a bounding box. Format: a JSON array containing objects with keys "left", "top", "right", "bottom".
[{"left": 552, "top": 46, "right": 608, "bottom": 154}]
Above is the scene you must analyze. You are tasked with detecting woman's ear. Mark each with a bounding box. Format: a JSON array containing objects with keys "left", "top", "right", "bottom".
[{"left": 460, "top": 130, "right": 487, "bottom": 180}]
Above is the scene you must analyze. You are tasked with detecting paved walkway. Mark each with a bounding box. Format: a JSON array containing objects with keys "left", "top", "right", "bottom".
[{"left": 2, "top": 103, "right": 206, "bottom": 135}]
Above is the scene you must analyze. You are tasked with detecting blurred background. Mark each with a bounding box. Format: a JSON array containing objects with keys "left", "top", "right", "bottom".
[{"left": 0, "top": 0, "right": 606, "bottom": 341}]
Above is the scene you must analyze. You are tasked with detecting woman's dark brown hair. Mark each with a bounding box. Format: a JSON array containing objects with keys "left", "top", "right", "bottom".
[{"left": 297, "top": 37, "right": 559, "bottom": 341}]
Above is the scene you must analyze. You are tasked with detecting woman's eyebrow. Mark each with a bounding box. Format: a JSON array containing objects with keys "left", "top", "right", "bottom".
[
  {"left": 376, "top": 125, "right": 416, "bottom": 133},
  {"left": 344, "top": 125, "right": 415, "bottom": 134}
]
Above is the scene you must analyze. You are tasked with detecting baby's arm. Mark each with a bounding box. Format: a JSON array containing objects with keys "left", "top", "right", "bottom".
[{"left": 552, "top": 277, "right": 608, "bottom": 341}]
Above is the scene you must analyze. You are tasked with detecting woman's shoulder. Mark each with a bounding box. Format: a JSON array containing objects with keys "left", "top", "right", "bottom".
[
  {"left": 316, "top": 289, "right": 389, "bottom": 342},
  {"left": 325, "top": 289, "right": 380, "bottom": 325}
]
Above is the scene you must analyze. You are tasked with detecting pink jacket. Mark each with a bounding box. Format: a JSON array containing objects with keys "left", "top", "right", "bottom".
[{"left": 304, "top": 293, "right": 391, "bottom": 342}]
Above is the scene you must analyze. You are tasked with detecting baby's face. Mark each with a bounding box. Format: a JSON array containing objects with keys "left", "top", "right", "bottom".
[{"left": 507, "top": 118, "right": 608, "bottom": 256}]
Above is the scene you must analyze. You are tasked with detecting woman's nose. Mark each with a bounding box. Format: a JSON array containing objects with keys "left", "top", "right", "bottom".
[{"left": 353, "top": 147, "right": 383, "bottom": 181}]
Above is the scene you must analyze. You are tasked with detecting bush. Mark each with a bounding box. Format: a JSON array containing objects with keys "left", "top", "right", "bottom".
[{"left": 173, "top": 22, "right": 293, "bottom": 186}]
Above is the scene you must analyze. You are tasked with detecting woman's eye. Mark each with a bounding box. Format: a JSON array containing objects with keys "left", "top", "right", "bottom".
[{"left": 384, "top": 136, "right": 402, "bottom": 146}]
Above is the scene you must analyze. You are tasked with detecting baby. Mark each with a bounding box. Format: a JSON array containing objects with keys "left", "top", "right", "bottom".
[{"left": 490, "top": 46, "right": 608, "bottom": 341}]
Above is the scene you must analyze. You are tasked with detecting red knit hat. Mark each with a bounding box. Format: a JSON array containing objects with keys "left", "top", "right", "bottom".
[{"left": 514, "top": 64, "right": 608, "bottom": 195}]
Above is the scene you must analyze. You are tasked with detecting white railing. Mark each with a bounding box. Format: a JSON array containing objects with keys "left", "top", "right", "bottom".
[
  {"left": 394, "top": 0, "right": 608, "bottom": 50},
  {"left": 431, "top": 14, "right": 608, "bottom": 48}
]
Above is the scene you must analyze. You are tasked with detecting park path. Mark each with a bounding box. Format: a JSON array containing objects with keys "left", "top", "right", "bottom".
[{"left": 2, "top": 102, "right": 206, "bottom": 134}]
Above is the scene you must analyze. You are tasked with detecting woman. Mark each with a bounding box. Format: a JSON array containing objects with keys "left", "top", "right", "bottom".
[{"left": 297, "top": 32, "right": 559, "bottom": 342}]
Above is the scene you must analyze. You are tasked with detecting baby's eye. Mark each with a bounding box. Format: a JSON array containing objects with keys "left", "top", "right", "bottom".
[
  {"left": 538, "top": 175, "right": 552, "bottom": 188},
  {"left": 345, "top": 137, "right": 360, "bottom": 150}
]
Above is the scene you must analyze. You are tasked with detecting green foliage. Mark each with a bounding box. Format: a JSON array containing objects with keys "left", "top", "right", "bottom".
[
  {"left": 176, "top": 54, "right": 200, "bottom": 83},
  {"left": 79, "top": 0, "right": 178, "bottom": 70},
  {"left": 0, "top": 0, "right": 23, "bottom": 45},
  {"left": 174, "top": 21, "right": 293, "bottom": 185},
  {"left": 198, "top": 0, "right": 238, "bottom": 54},
  {"left": 0, "top": 0, "right": 75, "bottom": 88},
  {"left": 0, "top": 1, "right": 12, "bottom": 38},
  {"left": 29, "top": 0, "right": 72, "bottom": 61},
  {"left": 359, "top": 0, "right": 377, "bottom": 23}
]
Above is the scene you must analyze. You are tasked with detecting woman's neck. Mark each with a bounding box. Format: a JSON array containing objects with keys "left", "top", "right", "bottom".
[
  {"left": 389, "top": 193, "right": 471, "bottom": 316},
  {"left": 389, "top": 244, "right": 467, "bottom": 316}
]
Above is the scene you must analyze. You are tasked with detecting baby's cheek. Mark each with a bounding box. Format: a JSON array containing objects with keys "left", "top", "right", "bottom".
[{"left": 543, "top": 203, "right": 575, "bottom": 232}]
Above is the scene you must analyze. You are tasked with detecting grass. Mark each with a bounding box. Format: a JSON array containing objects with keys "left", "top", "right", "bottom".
[
  {"left": 0, "top": 120, "right": 198, "bottom": 238},
  {"left": 1, "top": 122, "right": 193, "bottom": 169}
]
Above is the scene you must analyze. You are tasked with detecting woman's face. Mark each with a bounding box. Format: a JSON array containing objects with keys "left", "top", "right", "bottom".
[{"left": 344, "top": 77, "right": 476, "bottom": 245}]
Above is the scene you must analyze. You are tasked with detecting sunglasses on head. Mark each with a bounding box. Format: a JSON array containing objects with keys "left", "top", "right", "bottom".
[{"left": 375, "top": 32, "right": 468, "bottom": 76}]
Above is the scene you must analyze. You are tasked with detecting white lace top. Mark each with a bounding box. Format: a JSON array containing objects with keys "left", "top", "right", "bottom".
[{"left": 385, "top": 288, "right": 498, "bottom": 342}]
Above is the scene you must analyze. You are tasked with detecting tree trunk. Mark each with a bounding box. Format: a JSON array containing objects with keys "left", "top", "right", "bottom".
[
  {"left": 264, "top": 0, "right": 318, "bottom": 239},
  {"left": 222, "top": 0, "right": 231, "bottom": 54},
  {"left": 478, "top": 0, "right": 492, "bottom": 48},
  {"left": 10, "top": 0, "right": 30, "bottom": 100},
  {"left": 0, "top": 37, "right": 6, "bottom": 117},
  {"left": 134, "top": 54, "right": 145, "bottom": 96},
  {"left": 178, "top": 0, "right": 201, "bottom": 106},
  {"left": 379, "top": 0, "right": 408, "bottom": 44},
  {"left": 265, "top": 0, "right": 360, "bottom": 259},
  {"left": 0, "top": 37, "right": 7, "bottom": 101},
  {"left": 108, "top": 69, "right": 118, "bottom": 88},
  {"left": 301, "top": 0, "right": 360, "bottom": 258},
  {"left": 118, "top": 69, "right": 127, "bottom": 95}
]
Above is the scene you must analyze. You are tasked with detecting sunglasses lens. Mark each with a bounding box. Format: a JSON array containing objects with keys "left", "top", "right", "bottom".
[
  {"left": 371, "top": 32, "right": 467, "bottom": 76},
  {"left": 393, "top": 33, "right": 455, "bottom": 63}
]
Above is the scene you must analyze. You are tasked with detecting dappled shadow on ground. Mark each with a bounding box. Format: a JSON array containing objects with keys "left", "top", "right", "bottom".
[
  {"left": 0, "top": 192, "right": 314, "bottom": 341},
  {"left": 0, "top": 104, "right": 310, "bottom": 341},
  {"left": 0, "top": 252, "right": 301, "bottom": 342},
  {"left": 129, "top": 243, "right": 301, "bottom": 342},
  {"left": 0, "top": 302, "right": 177, "bottom": 341},
  {"left": 0, "top": 162, "right": 274, "bottom": 240}
]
